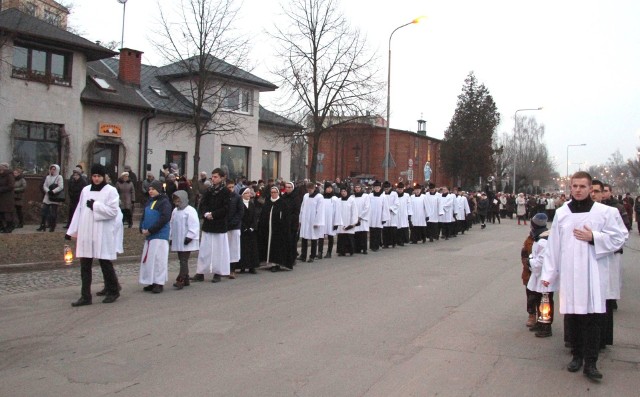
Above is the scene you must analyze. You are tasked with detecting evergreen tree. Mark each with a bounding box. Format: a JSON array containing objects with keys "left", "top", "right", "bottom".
[{"left": 441, "top": 72, "right": 500, "bottom": 188}]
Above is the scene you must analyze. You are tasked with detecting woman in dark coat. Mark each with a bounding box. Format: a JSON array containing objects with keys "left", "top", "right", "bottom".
[
  {"left": 258, "top": 186, "right": 291, "bottom": 272},
  {"left": 65, "top": 167, "right": 88, "bottom": 228},
  {"left": 237, "top": 187, "right": 260, "bottom": 274}
]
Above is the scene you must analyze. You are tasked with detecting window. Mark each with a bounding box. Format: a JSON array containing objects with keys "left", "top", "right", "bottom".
[
  {"left": 165, "top": 151, "right": 187, "bottom": 177},
  {"left": 11, "top": 121, "right": 61, "bottom": 175},
  {"left": 21, "top": 2, "right": 37, "bottom": 15},
  {"left": 262, "top": 150, "right": 279, "bottom": 181},
  {"left": 221, "top": 145, "right": 249, "bottom": 181},
  {"left": 150, "top": 86, "right": 169, "bottom": 98},
  {"left": 222, "top": 86, "right": 251, "bottom": 113},
  {"left": 12, "top": 44, "right": 72, "bottom": 86},
  {"left": 91, "top": 76, "right": 115, "bottom": 91},
  {"left": 43, "top": 9, "right": 62, "bottom": 27}
]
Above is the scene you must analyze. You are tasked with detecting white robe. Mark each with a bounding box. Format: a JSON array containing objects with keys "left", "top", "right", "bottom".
[
  {"left": 197, "top": 232, "right": 230, "bottom": 276},
  {"left": 299, "top": 192, "right": 325, "bottom": 239},
  {"left": 384, "top": 191, "right": 400, "bottom": 227},
  {"left": 396, "top": 193, "right": 412, "bottom": 228},
  {"left": 228, "top": 229, "right": 241, "bottom": 263},
  {"left": 67, "top": 184, "right": 120, "bottom": 260},
  {"left": 115, "top": 211, "right": 124, "bottom": 254},
  {"left": 169, "top": 205, "right": 200, "bottom": 252},
  {"left": 353, "top": 193, "right": 370, "bottom": 232},
  {"left": 410, "top": 194, "right": 428, "bottom": 227},
  {"left": 337, "top": 196, "right": 359, "bottom": 234},
  {"left": 320, "top": 196, "right": 341, "bottom": 236},
  {"left": 526, "top": 233, "right": 555, "bottom": 292},
  {"left": 424, "top": 192, "right": 441, "bottom": 222},
  {"left": 368, "top": 193, "right": 390, "bottom": 228},
  {"left": 541, "top": 202, "right": 627, "bottom": 314},
  {"left": 139, "top": 239, "right": 169, "bottom": 285},
  {"left": 438, "top": 193, "right": 455, "bottom": 223},
  {"left": 454, "top": 195, "right": 466, "bottom": 220}
]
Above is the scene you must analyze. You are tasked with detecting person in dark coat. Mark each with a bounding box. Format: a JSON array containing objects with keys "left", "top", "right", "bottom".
[
  {"left": 164, "top": 174, "right": 178, "bottom": 208},
  {"left": 476, "top": 193, "right": 490, "bottom": 229},
  {"left": 226, "top": 179, "right": 245, "bottom": 278},
  {"left": 65, "top": 167, "right": 88, "bottom": 228},
  {"left": 258, "top": 185, "right": 291, "bottom": 272},
  {"left": 238, "top": 187, "right": 260, "bottom": 274},
  {"left": 280, "top": 181, "right": 300, "bottom": 267},
  {"left": 12, "top": 168, "right": 26, "bottom": 228},
  {"left": 0, "top": 163, "right": 16, "bottom": 233}
]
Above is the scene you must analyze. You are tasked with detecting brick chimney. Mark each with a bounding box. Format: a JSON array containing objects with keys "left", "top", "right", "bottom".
[{"left": 118, "top": 48, "right": 143, "bottom": 86}]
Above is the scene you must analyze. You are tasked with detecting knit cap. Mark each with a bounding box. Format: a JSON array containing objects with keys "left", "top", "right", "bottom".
[
  {"left": 531, "top": 213, "right": 548, "bottom": 229},
  {"left": 149, "top": 180, "right": 164, "bottom": 193}
]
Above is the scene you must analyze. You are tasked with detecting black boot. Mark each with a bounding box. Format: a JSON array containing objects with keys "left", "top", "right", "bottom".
[
  {"left": 49, "top": 222, "right": 56, "bottom": 232},
  {"left": 567, "top": 356, "right": 583, "bottom": 372},
  {"left": 37, "top": 222, "right": 47, "bottom": 232},
  {"left": 71, "top": 297, "right": 92, "bottom": 307},
  {"left": 583, "top": 362, "right": 603, "bottom": 380}
]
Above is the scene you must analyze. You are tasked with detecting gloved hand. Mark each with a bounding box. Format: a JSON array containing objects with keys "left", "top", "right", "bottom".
[
  {"left": 333, "top": 225, "right": 338, "bottom": 231},
  {"left": 184, "top": 237, "right": 193, "bottom": 245},
  {"left": 382, "top": 221, "right": 386, "bottom": 225},
  {"left": 86, "top": 199, "right": 95, "bottom": 210},
  {"left": 355, "top": 221, "right": 361, "bottom": 226},
  {"left": 64, "top": 234, "right": 72, "bottom": 240},
  {"left": 408, "top": 215, "right": 412, "bottom": 223},
  {"left": 426, "top": 216, "right": 429, "bottom": 222},
  {"left": 344, "top": 225, "right": 354, "bottom": 231}
]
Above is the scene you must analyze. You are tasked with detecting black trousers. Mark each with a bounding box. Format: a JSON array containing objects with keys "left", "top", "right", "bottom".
[
  {"left": 354, "top": 231, "right": 368, "bottom": 253},
  {"left": 80, "top": 257, "right": 119, "bottom": 300},
  {"left": 410, "top": 225, "right": 426, "bottom": 243},
  {"left": 440, "top": 222, "right": 453, "bottom": 239},
  {"left": 67, "top": 199, "right": 80, "bottom": 225},
  {"left": 601, "top": 299, "right": 615, "bottom": 347},
  {"left": 565, "top": 313, "right": 604, "bottom": 363},
  {"left": 300, "top": 238, "right": 318, "bottom": 259},
  {"left": 370, "top": 227, "right": 382, "bottom": 250},
  {"left": 318, "top": 235, "right": 334, "bottom": 256},
  {"left": 382, "top": 226, "right": 397, "bottom": 247},
  {"left": 396, "top": 227, "right": 409, "bottom": 245},
  {"left": 336, "top": 233, "right": 354, "bottom": 255},
  {"left": 121, "top": 208, "right": 133, "bottom": 226},
  {"left": 426, "top": 222, "right": 438, "bottom": 241},
  {"left": 41, "top": 203, "right": 58, "bottom": 227},
  {"left": 178, "top": 251, "right": 191, "bottom": 276}
]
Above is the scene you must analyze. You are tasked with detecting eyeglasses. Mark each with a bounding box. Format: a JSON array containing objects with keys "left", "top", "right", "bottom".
[{"left": 592, "top": 189, "right": 602, "bottom": 193}]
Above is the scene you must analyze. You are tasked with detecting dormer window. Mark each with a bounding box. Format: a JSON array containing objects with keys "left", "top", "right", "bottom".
[
  {"left": 91, "top": 76, "right": 115, "bottom": 92},
  {"left": 150, "top": 86, "right": 169, "bottom": 98}
]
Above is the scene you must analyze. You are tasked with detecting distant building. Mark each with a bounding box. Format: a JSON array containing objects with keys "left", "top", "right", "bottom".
[
  {"left": 0, "top": 0, "right": 69, "bottom": 28},
  {"left": 308, "top": 119, "right": 449, "bottom": 187}
]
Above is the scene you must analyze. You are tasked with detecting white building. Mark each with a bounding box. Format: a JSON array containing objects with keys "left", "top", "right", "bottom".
[{"left": 0, "top": 8, "right": 299, "bottom": 188}]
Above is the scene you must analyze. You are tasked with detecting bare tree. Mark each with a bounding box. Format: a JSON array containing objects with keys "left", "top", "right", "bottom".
[
  {"left": 152, "top": 0, "right": 251, "bottom": 181},
  {"left": 269, "top": 0, "right": 383, "bottom": 181},
  {"left": 499, "top": 116, "right": 555, "bottom": 193}
]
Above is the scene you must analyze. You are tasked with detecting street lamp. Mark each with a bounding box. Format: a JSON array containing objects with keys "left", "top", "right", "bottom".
[
  {"left": 566, "top": 143, "right": 586, "bottom": 193},
  {"left": 118, "top": 0, "right": 128, "bottom": 49},
  {"left": 512, "top": 107, "right": 542, "bottom": 195},
  {"left": 384, "top": 17, "right": 425, "bottom": 182}
]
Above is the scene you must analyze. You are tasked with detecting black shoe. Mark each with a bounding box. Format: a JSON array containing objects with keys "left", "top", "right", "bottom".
[
  {"left": 567, "top": 357, "right": 583, "bottom": 372},
  {"left": 371, "top": 249, "right": 379, "bottom": 252},
  {"left": 102, "top": 293, "right": 120, "bottom": 303},
  {"left": 324, "top": 253, "right": 332, "bottom": 259},
  {"left": 307, "top": 258, "right": 314, "bottom": 263},
  {"left": 143, "top": 284, "right": 155, "bottom": 292},
  {"left": 189, "top": 274, "right": 204, "bottom": 282},
  {"left": 36, "top": 225, "right": 46, "bottom": 232},
  {"left": 297, "top": 256, "right": 306, "bottom": 261},
  {"left": 248, "top": 268, "right": 257, "bottom": 274},
  {"left": 317, "top": 254, "right": 323, "bottom": 260},
  {"left": 15, "top": 223, "right": 23, "bottom": 229},
  {"left": 583, "top": 363, "right": 603, "bottom": 380},
  {"left": 429, "top": 238, "right": 434, "bottom": 242},
  {"left": 211, "top": 274, "right": 221, "bottom": 283},
  {"left": 270, "top": 265, "right": 281, "bottom": 272},
  {"left": 409, "top": 241, "right": 417, "bottom": 244},
  {"left": 71, "top": 297, "right": 92, "bottom": 307},
  {"left": 362, "top": 251, "right": 368, "bottom": 255},
  {"left": 96, "top": 284, "right": 122, "bottom": 296},
  {"left": 152, "top": 284, "right": 163, "bottom": 293}
]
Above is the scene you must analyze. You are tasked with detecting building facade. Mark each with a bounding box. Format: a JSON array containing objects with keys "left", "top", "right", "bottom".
[
  {"left": 309, "top": 120, "right": 449, "bottom": 187},
  {"left": 0, "top": 9, "right": 298, "bottom": 206}
]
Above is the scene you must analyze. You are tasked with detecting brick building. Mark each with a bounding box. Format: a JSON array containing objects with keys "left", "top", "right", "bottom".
[{"left": 309, "top": 120, "right": 449, "bottom": 187}]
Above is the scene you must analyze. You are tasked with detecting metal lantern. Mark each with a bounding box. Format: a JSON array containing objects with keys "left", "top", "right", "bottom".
[
  {"left": 538, "top": 292, "right": 552, "bottom": 324},
  {"left": 64, "top": 245, "right": 74, "bottom": 265}
]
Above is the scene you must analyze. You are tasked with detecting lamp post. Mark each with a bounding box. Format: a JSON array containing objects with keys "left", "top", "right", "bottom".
[
  {"left": 117, "top": 0, "right": 128, "bottom": 49},
  {"left": 512, "top": 107, "right": 542, "bottom": 195},
  {"left": 566, "top": 143, "right": 587, "bottom": 193},
  {"left": 384, "top": 17, "right": 424, "bottom": 182}
]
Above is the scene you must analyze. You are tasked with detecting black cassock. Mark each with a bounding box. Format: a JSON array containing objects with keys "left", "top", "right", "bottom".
[
  {"left": 258, "top": 198, "right": 291, "bottom": 266},
  {"left": 238, "top": 199, "right": 260, "bottom": 270}
]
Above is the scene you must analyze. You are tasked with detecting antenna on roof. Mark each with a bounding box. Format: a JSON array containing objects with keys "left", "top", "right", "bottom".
[{"left": 117, "top": 0, "right": 128, "bottom": 49}]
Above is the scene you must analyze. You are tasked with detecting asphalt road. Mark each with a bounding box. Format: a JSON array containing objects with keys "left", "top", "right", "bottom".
[{"left": 1, "top": 220, "right": 639, "bottom": 396}]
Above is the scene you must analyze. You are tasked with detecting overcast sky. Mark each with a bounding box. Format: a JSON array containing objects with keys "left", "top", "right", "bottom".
[{"left": 69, "top": 0, "right": 640, "bottom": 175}]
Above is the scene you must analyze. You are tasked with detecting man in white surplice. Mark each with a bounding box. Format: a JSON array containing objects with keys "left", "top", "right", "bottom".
[
  {"left": 298, "top": 182, "right": 325, "bottom": 262},
  {"left": 541, "top": 172, "right": 627, "bottom": 381}
]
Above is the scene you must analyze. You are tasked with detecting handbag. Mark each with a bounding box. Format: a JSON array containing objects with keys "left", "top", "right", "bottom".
[{"left": 48, "top": 176, "right": 66, "bottom": 202}]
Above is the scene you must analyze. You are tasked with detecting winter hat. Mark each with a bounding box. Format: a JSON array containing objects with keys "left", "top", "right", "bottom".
[
  {"left": 121, "top": 171, "right": 129, "bottom": 177},
  {"left": 90, "top": 163, "right": 107, "bottom": 177},
  {"left": 531, "top": 213, "right": 548, "bottom": 229},
  {"left": 149, "top": 180, "right": 164, "bottom": 193},
  {"left": 373, "top": 180, "right": 382, "bottom": 187},
  {"left": 0, "top": 162, "right": 9, "bottom": 170},
  {"left": 72, "top": 167, "right": 82, "bottom": 175}
]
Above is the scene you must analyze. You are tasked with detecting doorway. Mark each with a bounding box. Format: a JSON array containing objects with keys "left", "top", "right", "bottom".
[{"left": 92, "top": 143, "right": 120, "bottom": 183}]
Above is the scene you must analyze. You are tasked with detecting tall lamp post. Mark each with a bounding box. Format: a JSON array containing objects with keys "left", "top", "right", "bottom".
[
  {"left": 566, "top": 143, "right": 586, "bottom": 193},
  {"left": 384, "top": 17, "right": 424, "bottom": 182},
  {"left": 512, "top": 107, "right": 542, "bottom": 195},
  {"left": 118, "top": 0, "right": 128, "bottom": 49}
]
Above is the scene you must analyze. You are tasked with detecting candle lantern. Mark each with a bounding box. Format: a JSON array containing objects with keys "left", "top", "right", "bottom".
[
  {"left": 64, "top": 244, "right": 74, "bottom": 265},
  {"left": 538, "top": 292, "right": 552, "bottom": 324}
]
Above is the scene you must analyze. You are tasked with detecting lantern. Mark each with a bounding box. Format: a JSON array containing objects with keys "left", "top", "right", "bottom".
[
  {"left": 64, "top": 245, "right": 74, "bottom": 265},
  {"left": 538, "top": 292, "right": 552, "bottom": 324}
]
